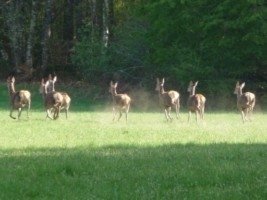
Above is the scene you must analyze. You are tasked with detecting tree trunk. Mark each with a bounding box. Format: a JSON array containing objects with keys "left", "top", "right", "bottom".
[
  {"left": 41, "top": 0, "right": 54, "bottom": 76},
  {"left": 102, "top": 0, "right": 109, "bottom": 48},
  {"left": 90, "top": 0, "right": 97, "bottom": 42},
  {"left": 26, "top": 0, "right": 38, "bottom": 69},
  {"left": 2, "top": 0, "right": 24, "bottom": 67}
]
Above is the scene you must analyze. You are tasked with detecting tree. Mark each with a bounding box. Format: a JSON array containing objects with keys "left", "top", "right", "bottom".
[{"left": 41, "top": 0, "right": 54, "bottom": 76}]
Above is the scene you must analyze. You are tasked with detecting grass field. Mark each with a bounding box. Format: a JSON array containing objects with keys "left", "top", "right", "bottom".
[{"left": 0, "top": 83, "right": 267, "bottom": 199}]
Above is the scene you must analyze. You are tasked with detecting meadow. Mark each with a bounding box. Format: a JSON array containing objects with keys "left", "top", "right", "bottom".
[{"left": 0, "top": 82, "right": 267, "bottom": 199}]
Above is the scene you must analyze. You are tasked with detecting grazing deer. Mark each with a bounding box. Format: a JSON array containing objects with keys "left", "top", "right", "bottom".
[
  {"left": 109, "top": 81, "right": 131, "bottom": 123},
  {"left": 41, "top": 79, "right": 63, "bottom": 120},
  {"left": 7, "top": 76, "right": 31, "bottom": 120},
  {"left": 234, "top": 82, "right": 255, "bottom": 123},
  {"left": 155, "top": 78, "right": 180, "bottom": 121},
  {"left": 187, "top": 81, "right": 206, "bottom": 122},
  {"left": 46, "top": 74, "right": 71, "bottom": 119}
]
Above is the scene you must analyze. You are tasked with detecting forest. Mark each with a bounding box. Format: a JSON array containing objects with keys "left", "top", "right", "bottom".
[{"left": 0, "top": 0, "right": 267, "bottom": 110}]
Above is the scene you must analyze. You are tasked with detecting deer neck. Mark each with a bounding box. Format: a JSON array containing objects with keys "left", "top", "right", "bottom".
[
  {"left": 48, "top": 81, "right": 55, "bottom": 92},
  {"left": 42, "top": 85, "right": 48, "bottom": 99},
  {"left": 236, "top": 88, "right": 243, "bottom": 97},
  {"left": 111, "top": 89, "right": 118, "bottom": 101},
  {"left": 159, "top": 85, "right": 165, "bottom": 95},
  {"left": 8, "top": 82, "right": 16, "bottom": 97},
  {"left": 189, "top": 87, "right": 196, "bottom": 97}
]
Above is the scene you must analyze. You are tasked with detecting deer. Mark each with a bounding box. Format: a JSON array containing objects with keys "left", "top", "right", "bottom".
[
  {"left": 155, "top": 78, "right": 180, "bottom": 121},
  {"left": 234, "top": 82, "right": 255, "bottom": 123},
  {"left": 7, "top": 76, "right": 31, "bottom": 120},
  {"left": 40, "top": 79, "right": 64, "bottom": 120},
  {"left": 187, "top": 81, "right": 206, "bottom": 122},
  {"left": 109, "top": 81, "right": 131, "bottom": 123},
  {"left": 46, "top": 74, "right": 71, "bottom": 119}
]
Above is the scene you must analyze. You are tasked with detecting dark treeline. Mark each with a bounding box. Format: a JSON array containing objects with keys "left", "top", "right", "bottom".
[{"left": 0, "top": 0, "right": 267, "bottom": 109}]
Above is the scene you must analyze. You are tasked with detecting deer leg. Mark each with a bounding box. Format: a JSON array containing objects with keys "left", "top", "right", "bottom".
[
  {"left": 241, "top": 110, "right": 245, "bottom": 123},
  {"left": 177, "top": 101, "right": 180, "bottom": 119},
  {"left": 248, "top": 107, "right": 253, "bottom": 121},
  {"left": 46, "top": 109, "right": 53, "bottom": 120},
  {"left": 125, "top": 105, "right": 130, "bottom": 123},
  {"left": 117, "top": 110, "right": 122, "bottom": 121},
  {"left": 54, "top": 107, "right": 59, "bottom": 119},
  {"left": 54, "top": 105, "right": 61, "bottom": 120},
  {"left": 164, "top": 107, "right": 172, "bottom": 121},
  {"left": 195, "top": 110, "right": 199, "bottom": 122},
  {"left": 164, "top": 108, "right": 168, "bottom": 121},
  {"left": 9, "top": 107, "right": 16, "bottom": 119},
  {"left": 245, "top": 109, "right": 249, "bottom": 122},
  {"left": 168, "top": 107, "right": 173, "bottom": 121},
  {"left": 27, "top": 101, "right": 31, "bottom": 119},
  {"left": 188, "top": 111, "right": 191, "bottom": 122},
  {"left": 112, "top": 108, "right": 117, "bottom": 121},
  {"left": 65, "top": 108, "right": 68, "bottom": 119},
  {"left": 53, "top": 108, "right": 57, "bottom": 119},
  {"left": 125, "top": 111, "right": 128, "bottom": 123},
  {"left": 175, "top": 101, "right": 180, "bottom": 119},
  {"left": 201, "top": 106, "right": 205, "bottom": 120},
  {"left": 18, "top": 107, "right": 22, "bottom": 120}
]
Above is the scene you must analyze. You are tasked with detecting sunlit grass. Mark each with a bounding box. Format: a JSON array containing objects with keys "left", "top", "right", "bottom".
[{"left": 0, "top": 82, "right": 267, "bottom": 199}]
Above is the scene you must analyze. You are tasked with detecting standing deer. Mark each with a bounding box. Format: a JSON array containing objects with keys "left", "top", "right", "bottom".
[
  {"left": 46, "top": 74, "right": 71, "bottom": 119},
  {"left": 234, "top": 82, "right": 255, "bottom": 123},
  {"left": 7, "top": 76, "right": 31, "bottom": 120},
  {"left": 155, "top": 78, "right": 180, "bottom": 121},
  {"left": 187, "top": 81, "right": 206, "bottom": 122},
  {"left": 41, "top": 79, "right": 63, "bottom": 120},
  {"left": 109, "top": 81, "right": 131, "bottom": 123}
]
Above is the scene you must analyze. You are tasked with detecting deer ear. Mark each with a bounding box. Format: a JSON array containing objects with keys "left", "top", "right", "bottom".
[
  {"left": 110, "top": 81, "right": 113, "bottom": 86},
  {"left": 12, "top": 76, "right": 15, "bottom": 82},
  {"left": 194, "top": 81, "right": 199, "bottom": 86},
  {"left": 241, "top": 82, "right": 245, "bottom": 88},
  {"left": 162, "top": 78, "right": 165, "bottom": 84},
  {"left": 114, "top": 82, "right": 118, "bottom": 87},
  {"left": 53, "top": 76, "right": 57, "bottom": 82}
]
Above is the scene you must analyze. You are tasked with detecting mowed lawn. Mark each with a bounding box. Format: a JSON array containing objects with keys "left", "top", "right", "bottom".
[{"left": 0, "top": 83, "right": 267, "bottom": 199}]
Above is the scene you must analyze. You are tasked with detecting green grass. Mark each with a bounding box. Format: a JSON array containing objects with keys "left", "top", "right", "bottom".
[{"left": 0, "top": 83, "right": 267, "bottom": 199}]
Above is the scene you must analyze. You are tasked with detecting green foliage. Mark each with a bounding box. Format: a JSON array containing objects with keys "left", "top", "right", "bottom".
[
  {"left": 108, "top": 16, "right": 150, "bottom": 83},
  {"left": 71, "top": 27, "right": 110, "bottom": 81}
]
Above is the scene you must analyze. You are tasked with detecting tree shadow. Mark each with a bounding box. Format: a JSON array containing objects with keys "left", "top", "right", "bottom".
[{"left": 1, "top": 143, "right": 267, "bottom": 199}]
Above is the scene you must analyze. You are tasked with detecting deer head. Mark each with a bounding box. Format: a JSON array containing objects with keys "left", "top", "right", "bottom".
[
  {"left": 110, "top": 81, "right": 131, "bottom": 123},
  {"left": 7, "top": 76, "right": 31, "bottom": 120}
]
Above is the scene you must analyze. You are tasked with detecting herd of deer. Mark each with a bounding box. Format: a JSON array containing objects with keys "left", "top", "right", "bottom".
[
  {"left": 110, "top": 78, "right": 255, "bottom": 123},
  {"left": 6, "top": 76, "right": 256, "bottom": 123},
  {"left": 7, "top": 75, "right": 71, "bottom": 120}
]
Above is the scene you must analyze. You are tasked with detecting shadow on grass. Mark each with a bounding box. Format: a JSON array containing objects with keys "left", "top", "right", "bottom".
[{"left": 0, "top": 143, "right": 267, "bottom": 200}]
